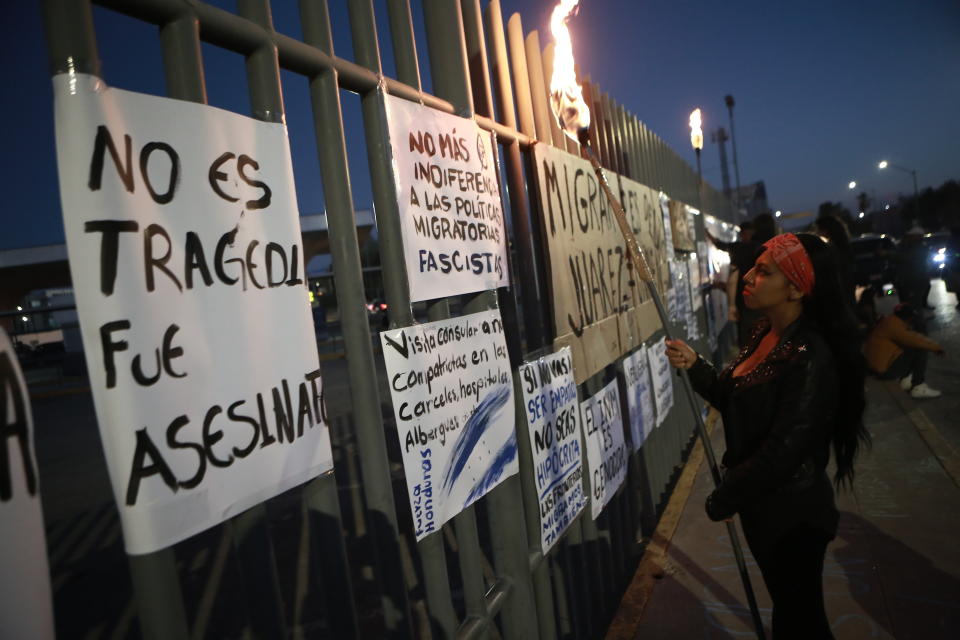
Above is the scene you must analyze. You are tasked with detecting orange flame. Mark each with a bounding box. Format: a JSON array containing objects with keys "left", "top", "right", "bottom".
[
  {"left": 689, "top": 108, "right": 703, "bottom": 150},
  {"left": 549, "top": 0, "right": 590, "bottom": 142}
]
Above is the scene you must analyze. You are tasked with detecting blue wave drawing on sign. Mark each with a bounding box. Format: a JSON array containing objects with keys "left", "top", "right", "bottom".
[
  {"left": 464, "top": 434, "right": 518, "bottom": 507},
  {"left": 440, "top": 385, "right": 511, "bottom": 496}
]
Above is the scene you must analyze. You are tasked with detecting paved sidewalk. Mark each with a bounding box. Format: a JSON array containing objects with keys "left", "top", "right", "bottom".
[{"left": 610, "top": 283, "right": 960, "bottom": 639}]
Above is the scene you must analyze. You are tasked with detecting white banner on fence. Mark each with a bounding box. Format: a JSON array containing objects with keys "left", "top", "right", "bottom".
[
  {"left": 647, "top": 340, "right": 675, "bottom": 427},
  {"left": 659, "top": 193, "right": 675, "bottom": 257},
  {"left": 380, "top": 310, "right": 517, "bottom": 541},
  {"left": 581, "top": 379, "right": 627, "bottom": 519},
  {"left": 1, "top": 329, "right": 55, "bottom": 640},
  {"left": 519, "top": 347, "right": 586, "bottom": 553},
  {"left": 53, "top": 74, "right": 333, "bottom": 554},
  {"left": 622, "top": 346, "right": 655, "bottom": 452},
  {"left": 382, "top": 93, "right": 509, "bottom": 302}
]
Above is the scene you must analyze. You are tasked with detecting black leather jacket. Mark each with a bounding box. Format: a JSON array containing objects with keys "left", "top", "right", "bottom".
[{"left": 688, "top": 317, "right": 840, "bottom": 547}]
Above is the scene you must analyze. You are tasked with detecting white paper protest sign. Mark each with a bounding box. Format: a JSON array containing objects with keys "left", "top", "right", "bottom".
[
  {"left": 518, "top": 347, "right": 585, "bottom": 553},
  {"left": 53, "top": 74, "right": 333, "bottom": 554},
  {"left": 380, "top": 310, "right": 517, "bottom": 541},
  {"left": 647, "top": 340, "right": 675, "bottom": 427},
  {"left": 581, "top": 379, "right": 627, "bottom": 519},
  {"left": 622, "top": 346, "right": 655, "bottom": 452},
  {"left": 659, "top": 193, "right": 675, "bottom": 257},
  {"left": 1, "top": 330, "right": 55, "bottom": 640},
  {"left": 382, "top": 93, "right": 509, "bottom": 302}
]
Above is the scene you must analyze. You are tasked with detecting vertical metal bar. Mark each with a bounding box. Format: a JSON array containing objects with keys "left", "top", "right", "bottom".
[
  {"left": 486, "top": 7, "right": 557, "bottom": 639},
  {"left": 613, "top": 102, "right": 628, "bottom": 178},
  {"left": 524, "top": 30, "right": 553, "bottom": 145},
  {"left": 505, "top": 13, "right": 535, "bottom": 139},
  {"left": 630, "top": 115, "right": 643, "bottom": 185},
  {"left": 540, "top": 42, "right": 568, "bottom": 153},
  {"left": 160, "top": 16, "right": 206, "bottom": 103},
  {"left": 453, "top": 510, "right": 491, "bottom": 631},
  {"left": 633, "top": 117, "right": 646, "bottom": 185},
  {"left": 231, "top": 4, "right": 299, "bottom": 637},
  {"left": 40, "top": 2, "right": 190, "bottom": 638},
  {"left": 302, "top": 472, "right": 361, "bottom": 639},
  {"left": 299, "top": 2, "right": 416, "bottom": 637},
  {"left": 641, "top": 122, "right": 654, "bottom": 188},
  {"left": 237, "top": 3, "right": 362, "bottom": 638},
  {"left": 386, "top": 0, "right": 422, "bottom": 90},
  {"left": 460, "top": 0, "right": 494, "bottom": 118},
  {"left": 422, "top": 4, "right": 539, "bottom": 639},
  {"left": 488, "top": 2, "right": 546, "bottom": 352},
  {"left": 601, "top": 93, "right": 621, "bottom": 175}
]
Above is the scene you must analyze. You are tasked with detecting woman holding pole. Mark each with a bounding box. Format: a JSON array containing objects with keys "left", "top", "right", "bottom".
[{"left": 665, "top": 233, "right": 869, "bottom": 639}]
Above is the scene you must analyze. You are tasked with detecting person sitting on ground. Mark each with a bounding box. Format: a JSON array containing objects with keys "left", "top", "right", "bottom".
[
  {"left": 854, "top": 287, "right": 879, "bottom": 335},
  {"left": 864, "top": 302, "right": 945, "bottom": 398},
  {"left": 666, "top": 232, "right": 868, "bottom": 639}
]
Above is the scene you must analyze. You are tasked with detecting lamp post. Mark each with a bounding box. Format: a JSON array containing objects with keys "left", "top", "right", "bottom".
[
  {"left": 725, "top": 95, "right": 743, "bottom": 220},
  {"left": 878, "top": 160, "right": 919, "bottom": 200}
]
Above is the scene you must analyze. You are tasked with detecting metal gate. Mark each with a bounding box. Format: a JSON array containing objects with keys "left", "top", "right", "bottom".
[{"left": 39, "top": 0, "right": 736, "bottom": 637}]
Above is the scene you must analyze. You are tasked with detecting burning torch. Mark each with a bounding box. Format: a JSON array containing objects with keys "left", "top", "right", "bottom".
[
  {"left": 690, "top": 108, "right": 703, "bottom": 195},
  {"left": 548, "top": 3, "right": 766, "bottom": 637}
]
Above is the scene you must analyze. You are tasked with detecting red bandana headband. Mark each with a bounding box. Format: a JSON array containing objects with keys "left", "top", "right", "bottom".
[{"left": 763, "top": 233, "right": 815, "bottom": 296}]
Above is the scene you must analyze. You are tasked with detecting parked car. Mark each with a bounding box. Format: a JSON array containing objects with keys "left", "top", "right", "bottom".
[
  {"left": 366, "top": 298, "right": 389, "bottom": 329},
  {"left": 851, "top": 234, "right": 897, "bottom": 291}
]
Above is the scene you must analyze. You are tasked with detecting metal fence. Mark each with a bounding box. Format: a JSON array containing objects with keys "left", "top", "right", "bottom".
[{"left": 39, "top": 0, "right": 735, "bottom": 638}]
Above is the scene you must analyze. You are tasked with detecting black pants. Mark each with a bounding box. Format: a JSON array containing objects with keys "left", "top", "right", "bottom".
[
  {"left": 878, "top": 348, "right": 927, "bottom": 386},
  {"left": 751, "top": 524, "right": 834, "bottom": 639}
]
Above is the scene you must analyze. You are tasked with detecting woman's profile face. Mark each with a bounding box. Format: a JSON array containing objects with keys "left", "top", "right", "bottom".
[{"left": 742, "top": 250, "right": 795, "bottom": 310}]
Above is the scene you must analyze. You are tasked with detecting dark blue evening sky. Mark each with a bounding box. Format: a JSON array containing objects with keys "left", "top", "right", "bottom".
[{"left": 2, "top": 0, "right": 958, "bottom": 250}]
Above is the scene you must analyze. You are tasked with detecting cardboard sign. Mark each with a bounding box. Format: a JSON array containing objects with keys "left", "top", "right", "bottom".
[
  {"left": 1, "top": 330, "right": 55, "bottom": 639},
  {"left": 618, "top": 176, "right": 671, "bottom": 301},
  {"left": 382, "top": 94, "right": 509, "bottom": 302},
  {"left": 581, "top": 379, "right": 627, "bottom": 519},
  {"left": 531, "top": 144, "right": 661, "bottom": 383},
  {"left": 380, "top": 310, "right": 517, "bottom": 541},
  {"left": 647, "top": 340, "right": 675, "bottom": 428},
  {"left": 519, "top": 347, "right": 586, "bottom": 553},
  {"left": 53, "top": 74, "right": 333, "bottom": 554},
  {"left": 622, "top": 346, "right": 655, "bottom": 452}
]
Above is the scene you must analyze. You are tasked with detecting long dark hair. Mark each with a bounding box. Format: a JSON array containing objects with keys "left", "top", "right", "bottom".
[
  {"left": 796, "top": 233, "right": 870, "bottom": 488},
  {"left": 814, "top": 215, "right": 852, "bottom": 256}
]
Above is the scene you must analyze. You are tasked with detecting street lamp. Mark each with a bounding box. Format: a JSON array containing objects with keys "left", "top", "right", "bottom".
[
  {"left": 775, "top": 210, "right": 782, "bottom": 218},
  {"left": 878, "top": 160, "right": 919, "bottom": 200},
  {"left": 848, "top": 181, "right": 857, "bottom": 190}
]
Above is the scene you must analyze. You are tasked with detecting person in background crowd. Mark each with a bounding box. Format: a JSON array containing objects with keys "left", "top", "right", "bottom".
[
  {"left": 944, "top": 225, "right": 960, "bottom": 309},
  {"left": 666, "top": 232, "right": 868, "bottom": 639},
  {"left": 707, "top": 213, "right": 777, "bottom": 347},
  {"left": 854, "top": 286, "right": 879, "bottom": 334},
  {"left": 896, "top": 227, "right": 933, "bottom": 311},
  {"left": 814, "top": 215, "right": 856, "bottom": 306},
  {"left": 864, "top": 302, "right": 944, "bottom": 398}
]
